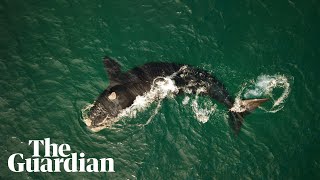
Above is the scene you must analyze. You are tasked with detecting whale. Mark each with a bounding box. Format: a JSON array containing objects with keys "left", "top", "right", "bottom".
[{"left": 85, "top": 56, "right": 268, "bottom": 134}]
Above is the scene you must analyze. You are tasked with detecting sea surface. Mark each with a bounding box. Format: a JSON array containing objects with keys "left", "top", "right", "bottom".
[{"left": 0, "top": 0, "right": 319, "bottom": 179}]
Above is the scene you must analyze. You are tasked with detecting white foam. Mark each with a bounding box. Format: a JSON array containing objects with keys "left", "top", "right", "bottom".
[
  {"left": 230, "top": 98, "right": 246, "bottom": 113},
  {"left": 118, "top": 76, "right": 179, "bottom": 119},
  {"left": 182, "top": 96, "right": 190, "bottom": 105},
  {"left": 189, "top": 87, "right": 217, "bottom": 123},
  {"left": 81, "top": 103, "right": 95, "bottom": 126},
  {"left": 191, "top": 99, "right": 217, "bottom": 123}
]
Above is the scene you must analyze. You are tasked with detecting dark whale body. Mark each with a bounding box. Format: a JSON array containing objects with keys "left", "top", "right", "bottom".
[{"left": 86, "top": 57, "right": 268, "bottom": 134}]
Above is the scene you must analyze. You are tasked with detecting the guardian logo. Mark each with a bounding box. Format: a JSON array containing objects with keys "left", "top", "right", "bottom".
[{"left": 7, "top": 138, "right": 115, "bottom": 173}]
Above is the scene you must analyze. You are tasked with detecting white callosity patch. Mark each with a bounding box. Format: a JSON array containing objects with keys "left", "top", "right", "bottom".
[
  {"left": 232, "top": 74, "right": 291, "bottom": 113},
  {"left": 108, "top": 92, "right": 117, "bottom": 100}
]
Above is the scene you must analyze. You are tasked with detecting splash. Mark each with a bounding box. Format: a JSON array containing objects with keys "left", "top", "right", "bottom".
[
  {"left": 119, "top": 65, "right": 189, "bottom": 121},
  {"left": 191, "top": 98, "right": 217, "bottom": 123},
  {"left": 118, "top": 76, "right": 179, "bottom": 119},
  {"left": 81, "top": 103, "right": 95, "bottom": 127},
  {"left": 234, "top": 74, "right": 291, "bottom": 113},
  {"left": 182, "top": 96, "right": 190, "bottom": 105},
  {"left": 187, "top": 87, "right": 217, "bottom": 123}
]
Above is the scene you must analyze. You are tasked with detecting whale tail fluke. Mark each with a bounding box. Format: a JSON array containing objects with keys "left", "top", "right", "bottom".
[{"left": 228, "top": 98, "right": 269, "bottom": 134}]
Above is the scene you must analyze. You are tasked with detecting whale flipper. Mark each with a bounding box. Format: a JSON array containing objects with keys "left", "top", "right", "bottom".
[{"left": 103, "top": 56, "right": 122, "bottom": 84}]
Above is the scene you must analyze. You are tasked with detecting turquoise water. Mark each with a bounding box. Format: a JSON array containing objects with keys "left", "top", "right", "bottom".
[{"left": 1, "top": 0, "right": 320, "bottom": 179}]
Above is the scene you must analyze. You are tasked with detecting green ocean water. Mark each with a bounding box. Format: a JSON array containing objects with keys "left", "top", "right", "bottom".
[{"left": 1, "top": 0, "right": 320, "bottom": 179}]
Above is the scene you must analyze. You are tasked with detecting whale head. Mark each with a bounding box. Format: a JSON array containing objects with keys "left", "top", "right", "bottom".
[{"left": 85, "top": 85, "right": 135, "bottom": 131}]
